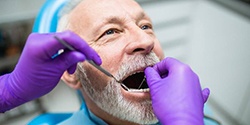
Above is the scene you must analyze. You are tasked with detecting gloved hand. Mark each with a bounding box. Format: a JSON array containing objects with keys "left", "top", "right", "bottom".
[
  {"left": 145, "top": 57, "right": 210, "bottom": 125},
  {"left": 0, "top": 31, "right": 101, "bottom": 112}
]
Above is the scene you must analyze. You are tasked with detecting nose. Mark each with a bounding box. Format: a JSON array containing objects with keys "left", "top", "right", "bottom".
[{"left": 125, "top": 26, "right": 154, "bottom": 55}]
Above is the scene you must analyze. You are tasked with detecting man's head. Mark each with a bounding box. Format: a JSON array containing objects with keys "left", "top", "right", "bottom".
[{"left": 60, "top": 0, "right": 164, "bottom": 124}]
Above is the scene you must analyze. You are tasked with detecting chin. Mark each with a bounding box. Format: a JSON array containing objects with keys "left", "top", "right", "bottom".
[
  {"left": 95, "top": 80, "right": 158, "bottom": 123},
  {"left": 77, "top": 52, "right": 160, "bottom": 124}
]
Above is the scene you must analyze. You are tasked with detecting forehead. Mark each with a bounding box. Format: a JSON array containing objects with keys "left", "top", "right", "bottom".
[
  {"left": 74, "top": 0, "right": 143, "bottom": 16},
  {"left": 68, "top": 0, "right": 147, "bottom": 32}
]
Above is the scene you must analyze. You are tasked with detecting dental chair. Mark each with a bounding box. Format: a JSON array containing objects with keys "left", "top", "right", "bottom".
[
  {"left": 28, "top": 0, "right": 220, "bottom": 124},
  {"left": 28, "top": 90, "right": 85, "bottom": 125}
]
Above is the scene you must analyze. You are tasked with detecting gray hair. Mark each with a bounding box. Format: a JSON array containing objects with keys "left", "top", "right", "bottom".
[{"left": 57, "top": 0, "right": 83, "bottom": 32}]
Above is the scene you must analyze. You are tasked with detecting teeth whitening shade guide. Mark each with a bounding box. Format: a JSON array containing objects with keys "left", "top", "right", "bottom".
[{"left": 53, "top": 36, "right": 121, "bottom": 83}]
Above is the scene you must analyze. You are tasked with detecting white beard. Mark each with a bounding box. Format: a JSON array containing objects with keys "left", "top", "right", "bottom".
[{"left": 76, "top": 52, "right": 160, "bottom": 124}]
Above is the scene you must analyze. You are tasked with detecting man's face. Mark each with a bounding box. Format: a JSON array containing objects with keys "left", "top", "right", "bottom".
[{"left": 67, "top": 0, "right": 164, "bottom": 124}]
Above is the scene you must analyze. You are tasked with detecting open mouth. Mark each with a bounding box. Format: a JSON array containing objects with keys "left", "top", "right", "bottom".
[{"left": 120, "top": 72, "right": 149, "bottom": 93}]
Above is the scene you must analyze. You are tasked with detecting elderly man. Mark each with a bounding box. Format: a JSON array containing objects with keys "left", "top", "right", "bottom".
[
  {"left": 60, "top": 0, "right": 164, "bottom": 124},
  {"left": 0, "top": 0, "right": 209, "bottom": 124},
  {"left": 59, "top": 0, "right": 209, "bottom": 125}
]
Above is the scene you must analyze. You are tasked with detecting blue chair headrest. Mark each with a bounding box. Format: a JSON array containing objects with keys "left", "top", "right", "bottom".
[{"left": 33, "top": 0, "right": 69, "bottom": 33}]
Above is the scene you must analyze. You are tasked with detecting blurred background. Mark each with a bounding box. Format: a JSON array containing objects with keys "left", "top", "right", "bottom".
[{"left": 0, "top": 0, "right": 249, "bottom": 124}]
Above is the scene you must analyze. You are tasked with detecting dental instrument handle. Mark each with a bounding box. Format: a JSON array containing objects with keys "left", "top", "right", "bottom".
[
  {"left": 87, "top": 60, "right": 114, "bottom": 78},
  {"left": 54, "top": 36, "right": 75, "bottom": 51},
  {"left": 86, "top": 60, "right": 120, "bottom": 82}
]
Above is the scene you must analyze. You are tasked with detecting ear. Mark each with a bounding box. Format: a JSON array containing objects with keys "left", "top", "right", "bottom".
[{"left": 61, "top": 71, "right": 82, "bottom": 89}]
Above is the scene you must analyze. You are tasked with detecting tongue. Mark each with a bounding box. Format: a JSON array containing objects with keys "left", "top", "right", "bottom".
[{"left": 123, "top": 72, "right": 146, "bottom": 89}]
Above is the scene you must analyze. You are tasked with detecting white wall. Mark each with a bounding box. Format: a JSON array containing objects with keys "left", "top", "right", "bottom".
[
  {"left": 0, "top": 0, "right": 46, "bottom": 24},
  {"left": 188, "top": 1, "right": 250, "bottom": 125}
]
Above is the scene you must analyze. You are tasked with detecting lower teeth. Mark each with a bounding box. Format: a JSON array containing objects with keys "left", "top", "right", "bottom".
[{"left": 127, "top": 88, "right": 150, "bottom": 92}]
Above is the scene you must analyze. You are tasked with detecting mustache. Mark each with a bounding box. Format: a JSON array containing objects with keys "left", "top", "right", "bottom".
[{"left": 115, "top": 52, "right": 160, "bottom": 81}]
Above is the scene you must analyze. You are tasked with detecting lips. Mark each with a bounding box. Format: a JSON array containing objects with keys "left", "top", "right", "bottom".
[{"left": 115, "top": 52, "right": 160, "bottom": 92}]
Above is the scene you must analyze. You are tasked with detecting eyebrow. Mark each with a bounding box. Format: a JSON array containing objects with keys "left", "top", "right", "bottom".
[
  {"left": 93, "top": 16, "right": 126, "bottom": 33},
  {"left": 92, "top": 11, "right": 150, "bottom": 36},
  {"left": 136, "top": 11, "right": 148, "bottom": 22}
]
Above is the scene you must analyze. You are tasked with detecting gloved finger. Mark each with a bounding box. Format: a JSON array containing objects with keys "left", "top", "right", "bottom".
[
  {"left": 145, "top": 67, "right": 161, "bottom": 89},
  {"left": 32, "top": 31, "right": 101, "bottom": 65},
  {"left": 25, "top": 33, "right": 62, "bottom": 60},
  {"left": 153, "top": 57, "right": 183, "bottom": 77},
  {"left": 54, "top": 51, "right": 86, "bottom": 73},
  {"left": 202, "top": 88, "right": 210, "bottom": 103},
  {"left": 67, "top": 64, "right": 77, "bottom": 74},
  {"left": 56, "top": 31, "right": 102, "bottom": 65}
]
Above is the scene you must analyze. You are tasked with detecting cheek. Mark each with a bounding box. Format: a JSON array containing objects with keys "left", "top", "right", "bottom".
[
  {"left": 80, "top": 63, "right": 110, "bottom": 89},
  {"left": 153, "top": 40, "right": 164, "bottom": 60},
  {"left": 92, "top": 43, "right": 125, "bottom": 73}
]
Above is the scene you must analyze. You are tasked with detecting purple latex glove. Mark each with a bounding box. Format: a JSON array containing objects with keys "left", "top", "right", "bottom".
[
  {"left": 0, "top": 31, "right": 101, "bottom": 112},
  {"left": 145, "top": 57, "right": 210, "bottom": 125}
]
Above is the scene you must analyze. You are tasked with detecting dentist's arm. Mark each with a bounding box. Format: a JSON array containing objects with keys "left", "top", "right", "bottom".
[
  {"left": 145, "top": 57, "right": 209, "bottom": 125},
  {"left": 0, "top": 31, "right": 101, "bottom": 112}
]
